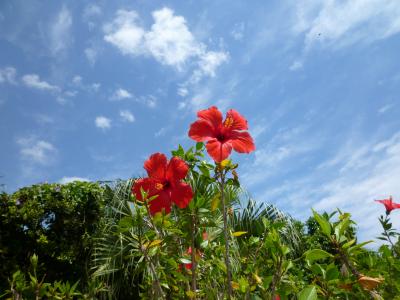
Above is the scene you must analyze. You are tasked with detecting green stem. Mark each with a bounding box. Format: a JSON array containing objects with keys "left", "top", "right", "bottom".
[
  {"left": 135, "top": 198, "right": 165, "bottom": 299},
  {"left": 220, "top": 171, "right": 233, "bottom": 298},
  {"left": 191, "top": 212, "right": 197, "bottom": 297}
]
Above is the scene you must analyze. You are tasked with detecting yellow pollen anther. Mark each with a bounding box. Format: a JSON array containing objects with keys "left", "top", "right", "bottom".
[
  {"left": 224, "top": 116, "right": 234, "bottom": 128},
  {"left": 155, "top": 183, "right": 163, "bottom": 190}
]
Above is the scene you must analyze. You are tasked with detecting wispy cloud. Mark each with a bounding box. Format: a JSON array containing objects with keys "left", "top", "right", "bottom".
[
  {"left": 22, "top": 74, "right": 59, "bottom": 91},
  {"left": 95, "top": 116, "right": 111, "bottom": 129},
  {"left": 120, "top": 110, "right": 135, "bottom": 122},
  {"left": 293, "top": 0, "right": 400, "bottom": 50},
  {"left": 110, "top": 88, "right": 133, "bottom": 100},
  {"left": 248, "top": 131, "right": 400, "bottom": 245},
  {"left": 84, "top": 47, "right": 97, "bottom": 65},
  {"left": 289, "top": 60, "right": 303, "bottom": 71},
  {"left": 378, "top": 104, "right": 393, "bottom": 114},
  {"left": 83, "top": 4, "right": 102, "bottom": 19},
  {"left": 17, "top": 136, "right": 57, "bottom": 165},
  {"left": 59, "top": 176, "right": 90, "bottom": 184},
  {"left": 136, "top": 95, "right": 157, "bottom": 108},
  {"left": 230, "top": 22, "right": 245, "bottom": 41},
  {"left": 49, "top": 5, "right": 72, "bottom": 56},
  {"left": 0, "top": 66, "right": 17, "bottom": 84}
]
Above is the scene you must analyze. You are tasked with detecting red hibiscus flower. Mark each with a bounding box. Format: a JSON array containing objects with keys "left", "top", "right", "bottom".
[
  {"left": 188, "top": 106, "right": 255, "bottom": 162},
  {"left": 132, "top": 153, "right": 193, "bottom": 215},
  {"left": 375, "top": 196, "right": 400, "bottom": 214}
]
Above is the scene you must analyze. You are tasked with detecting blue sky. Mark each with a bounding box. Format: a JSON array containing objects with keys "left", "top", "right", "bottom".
[{"left": 1, "top": 0, "right": 400, "bottom": 243}]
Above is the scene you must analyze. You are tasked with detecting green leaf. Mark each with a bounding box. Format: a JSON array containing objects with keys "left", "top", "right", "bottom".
[
  {"left": 179, "top": 258, "right": 192, "bottom": 264},
  {"left": 342, "top": 239, "right": 356, "bottom": 249},
  {"left": 313, "top": 209, "right": 331, "bottom": 237},
  {"left": 305, "top": 249, "right": 333, "bottom": 262},
  {"left": 232, "top": 231, "right": 247, "bottom": 237},
  {"left": 196, "top": 142, "right": 204, "bottom": 151},
  {"left": 298, "top": 285, "right": 318, "bottom": 300}
]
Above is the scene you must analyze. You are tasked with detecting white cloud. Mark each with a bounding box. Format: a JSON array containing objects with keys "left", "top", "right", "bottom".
[
  {"left": 145, "top": 7, "right": 199, "bottom": 69},
  {"left": 85, "top": 47, "right": 97, "bottom": 65},
  {"left": 91, "top": 83, "right": 101, "bottom": 92},
  {"left": 230, "top": 22, "right": 245, "bottom": 41},
  {"left": 17, "top": 136, "right": 56, "bottom": 165},
  {"left": 72, "top": 75, "right": 82, "bottom": 85},
  {"left": 59, "top": 176, "right": 90, "bottom": 184},
  {"left": 64, "top": 90, "right": 77, "bottom": 97},
  {"left": 104, "top": 7, "right": 228, "bottom": 75},
  {"left": 198, "top": 51, "right": 229, "bottom": 77},
  {"left": 111, "top": 88, "right": 133, "bottom": 100},
  {"left": 104, "top": 10, "right": 145, "bottom": 55},
  {"left": 50, "top": 5, "right": 72, "bottom": 56},
  {"left": 312, "top": 132, "right": 400, "bottom": 243},
  {"left": 120, "top": 110, "right": 135, "bottom": 122},
  {"left": 177, "top": 86, "right": 188, "bottom": 97},
  {"left": 83, "top": 4, "right": 102, "bottom": 19},
  {"left": 289, "top": 60, "right": 303, "bottom": 71},
  {"left": 294, "top": 0, "right": 400, "bottom": 49},
  {"left": 378, "top": 104, "right": 393, "bottom": 114},
  {"left": 136, "top": 95, "right": 157, "bottom": 108},
  {"left": 178, "top": 101, "right": 186, "bottom": 110},
  {"left": 22, "top": 74, "right": 59, "bottom": 91},
  {"left": 155, "top": 127, "right": 168, "bottom": 137},
  {"left": 95, "top": 116, "right": 111, "bottom": 129},
  {"left": 0, "top": 66, "right": 17, "bottom": 84},
  {"left": 56, "top": 96, "right": 67, "bottom": 104},
  {"left": 250, "top": 131, "right": 400, "bottom": 245},
  {"left": 34, "top": 114, "right": 54, "bottom": 125}
]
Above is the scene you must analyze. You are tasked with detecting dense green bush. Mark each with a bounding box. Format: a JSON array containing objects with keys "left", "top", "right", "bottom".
[{"left": 0, "top": 181, "right": 106, "bottom": 293}]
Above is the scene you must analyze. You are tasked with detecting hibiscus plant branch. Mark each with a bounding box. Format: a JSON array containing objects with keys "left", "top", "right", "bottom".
[
  {"left": 191, "top": 210, "right": 197, "bottom": 296},
  {"left": 379, "top": 214, "right": 396, "bottom": 252},
  {"left": 217, "top": 168, "right": 233, "bottom": 299},
  {"left": 134, "top": 195, "right": 165, "bottom": 299}
]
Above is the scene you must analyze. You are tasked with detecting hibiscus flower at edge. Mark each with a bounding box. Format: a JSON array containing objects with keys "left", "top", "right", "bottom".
[
  {"left": 188, "top": 106, "right": 255, "bottom": 162},
  {"left": 132, "top": 153, "right": 193, "bottom": 215},
  {"left": 375, "top": 196, "right": 400, "bottom": 214}
]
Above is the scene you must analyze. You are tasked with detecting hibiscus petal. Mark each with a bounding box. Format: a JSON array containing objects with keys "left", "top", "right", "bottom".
[
  {"left": 132, "top": 178, "right": 159, "bottom": 201},
  {"left": 206, "top": 139, "right": 233, "bottom": 162},
  {"left": 188, "top": 120, "right": 216, "bottom": 142},
  {"left": 230, "top": 131, "right": 255, "bottom": 153},
  {"left": 170, "top": 182, "right": 193, "bottom": 209},
  {"left": 166, "top": 157, "right": 189, "bottom": 181},
  {"left": 149, "top": 190, "right": 172, "bottom": 215},
  {"left": 144, "top": 153, "right": 167, "bottom": 179},
  {"left": 197, "top": 106, "right": 223, "bottom": 129},
  {"left": 224, "top": 109, "right": 248, "bottom": 131}
]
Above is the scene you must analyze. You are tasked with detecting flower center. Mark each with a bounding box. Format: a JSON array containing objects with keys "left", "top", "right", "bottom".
[
  {"left": 217, "top": 133, "right": 225, "bottom": 142},
  {"left": 223, "top": 116, "right": 234, "bottom": 128},
  {"left": 155, "top": 183, "right": 164, "bottom": 190}
]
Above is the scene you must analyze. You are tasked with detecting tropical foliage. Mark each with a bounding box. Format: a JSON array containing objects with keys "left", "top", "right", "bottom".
[{"left": 1, "top": 106, "right": 399, "bottom": 299}]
